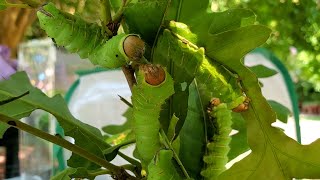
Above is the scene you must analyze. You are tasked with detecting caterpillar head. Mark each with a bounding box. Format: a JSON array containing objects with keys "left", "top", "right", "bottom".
[
  {"left": 140, "top": 64, "right": 166, "bottom": 86},
  {"left": 123, "top": 35, "right": 145, "bottom": 61},
  {"left": 232, "top": 97, "right": 250, "bottom": 112}
]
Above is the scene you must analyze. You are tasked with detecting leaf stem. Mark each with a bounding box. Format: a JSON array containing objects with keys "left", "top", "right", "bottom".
[
  {"left": 112, "top": 0, "right": 132, "bottom": 23},
  {"left": 89, "top": 169, "right": 111, "bottom": 176},
  {"left": 118, "top": 95, "right": 133, "bottom": 108},
  {"left": 0, "top": 114, "right": 137, "bottom": 179},
  {"left": 160, "top": 129, "right": 190, "bottom": 179},
  {"left": 100, "top": 0, "right": 112, "bottom": 26},
  {"left": 117, "top": 151, "right": 141, "bottom": 169}
]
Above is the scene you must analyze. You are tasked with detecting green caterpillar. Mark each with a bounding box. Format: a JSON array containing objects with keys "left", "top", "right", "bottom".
[
  {"left": 155, "top": 23, "right": 246, "bottom": 108},
  {"left": 147, "top": 150, "right": 182, "bottom": 180},
  {"left": 132, "top": 64, "right": 174, "bottom": 170},
  {"left": 37, "top": 3, "right": 145, "bottom": 68},
  {"left": 201, "top": 99, "right": 232, "bottom": 180}
]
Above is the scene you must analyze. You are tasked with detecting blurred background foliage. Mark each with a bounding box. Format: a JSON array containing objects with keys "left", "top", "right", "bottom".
[
  {"left": 1, "top": 0, "right": 320, "bottom": 102},
  {"left": 211, "top": 0, "right": 320, "bottom": 101}
]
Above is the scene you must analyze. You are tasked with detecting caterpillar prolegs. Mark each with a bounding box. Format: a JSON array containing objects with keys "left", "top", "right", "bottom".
[
  {"left": 37, "top": 3, "right": 145, "bottom": 68},
  {"left": 132, "top": 64, "right": 174, "bottom": 170},
  {"left": 201, "top": 99, "right": 232, "bottom": 179}
]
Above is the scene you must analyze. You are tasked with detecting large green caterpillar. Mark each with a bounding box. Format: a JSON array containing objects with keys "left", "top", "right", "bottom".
[
  {"left": 132, "top": 64, "right": 174, "bottom": 170},
  {"left": 155, "top": 22, "right": 246, "bottom": 108},
  {"left": 37, "top": 3, "right": 145, "bottom": 68},
  {"left": 201, "top": 99, "right": 232, "bottom": 179}
]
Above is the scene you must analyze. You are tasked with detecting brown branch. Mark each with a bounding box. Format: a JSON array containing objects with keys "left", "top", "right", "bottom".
[{"left": 121, "top": 65, "right": 136, "bottom": 92}]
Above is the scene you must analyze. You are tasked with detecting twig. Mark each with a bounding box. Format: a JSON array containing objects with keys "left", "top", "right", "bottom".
[
  {"left": 112, "top": 0, "right": 132, "bottom": 23},
  {"left": 118, "top": 95, "right": 133, "bottom": 108},
  {"left": 0, "top": 114, "right": 137, "bottom": 180},
  {"left": 121, "top": 65, "right": 136, "bottom": 92},
  {"left": 160, "top": 129, "right": 190, "bottom": 179},
  {"left": 100, "top": 0, "right": 112, "bottom": 26}
]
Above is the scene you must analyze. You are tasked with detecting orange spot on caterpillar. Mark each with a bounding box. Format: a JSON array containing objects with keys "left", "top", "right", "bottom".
[{"left": 232, "top": 98, "right": 250, "bottom": 112}]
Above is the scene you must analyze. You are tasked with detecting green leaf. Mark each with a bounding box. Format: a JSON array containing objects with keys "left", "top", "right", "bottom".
[
  {"left": 102, "top": 107, "right": 134, "bottom": 135},
  {"left": 248, "top": 64, "right": 278, "bottom": 78},
  {"left": 178, "top": 81, "right": 205, "bottom": 179},
  {"left": 167, "top": 114, "right": 179, "bottom": 142},
  {"left": 268, "top": 100, "right": 291, "bottom": 123},
  {"left": 124, "top": 0, "right": 168, "bottom": 45},
  {"left": 165, "top": 0, "right": 210, "bottom": 22},
  {"left": 228, "top": 112, "right": 249, "bottom": 161},
  {"left": 69, "top": 167, "right": 102, "bottom": 180},
  {"left": 51, "top": 168, "right": 76, "bottom": 180},
  {"left": 152, "top": 25, "right": 195, "bottom": 134},
  {"left": 148, "top": 150, "right": 183, "bottom": 180},
  {"left": 173, "top": 2, "right": 257, "bottom": 47},
  {"left": 205, "top": 25, "right": 272, "bottom": 67},
  {"left": 103, "top": 138, "right": 135, "bottom": 161},
  {"left": 203, "top": 26, "right": 320, "bottom": 180},
  {"left": 0, "top": 72, "right": 109, "bottom": 169},
  {"left": 105, "top": 129, "right": 133, "bottom": 145}
]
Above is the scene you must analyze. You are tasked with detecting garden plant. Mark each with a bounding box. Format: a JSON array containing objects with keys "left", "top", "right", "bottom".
[{"left": 0, "top": 0, "right": 320, "bottom": 179}]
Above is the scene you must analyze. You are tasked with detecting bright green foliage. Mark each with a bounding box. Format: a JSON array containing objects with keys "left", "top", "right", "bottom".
[
  {"left": 1, "top": 0, "right": 320, "bottom": 180},
  {"left": 132, "top": 67, "right": 174, "bottom": 169},
  {"left": 268, "top": 100, "right": 291, "bottom": 123},
  {"left": 147, "top": 150, "right": 183, "bottom": 180},
  {"left": 178, "top": 81, "right": 206, "bottom": 179},
  {"left": 217, "top": 0, "right": 320, "bottom": 89},
  {"left": 0, "top": 72, "right": 108, "bottom": 170},
  {"left": 124, "top": 1, "right": 168, "bottom": 46}
]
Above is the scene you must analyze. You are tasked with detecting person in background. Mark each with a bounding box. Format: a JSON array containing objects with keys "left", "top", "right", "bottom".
[{"left": 0, "top": 45, "right": 20, "bottom": 179}]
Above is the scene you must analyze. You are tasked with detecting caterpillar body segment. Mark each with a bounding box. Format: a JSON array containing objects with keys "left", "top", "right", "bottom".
[
  {"left": 132, "top": 64, "right": 174, "bottom": 170},
  {"left": 147, "top": 150, "right": 183, "bottom": 180},
  {"left": 37, "top": 3, "right": 144, "bottom": 68},
  {"left": 160, "top": 28, "right": 243, "bottom": 105},
  {"left": 201, "top": 102, "right": 232, "bottom": 180}
]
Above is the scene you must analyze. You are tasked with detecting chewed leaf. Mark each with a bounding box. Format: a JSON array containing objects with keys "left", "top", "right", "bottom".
[
  {"left": 167, "top": 114, "right": 179, "bottom": 142},
  {"left": 248, "top": 64, "right": 278, "bottom": 78}
]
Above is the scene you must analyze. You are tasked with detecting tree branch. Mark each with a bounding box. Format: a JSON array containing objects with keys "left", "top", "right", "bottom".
[{"left": 0, "top": 114, "right": 138, "bottom": 179}]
